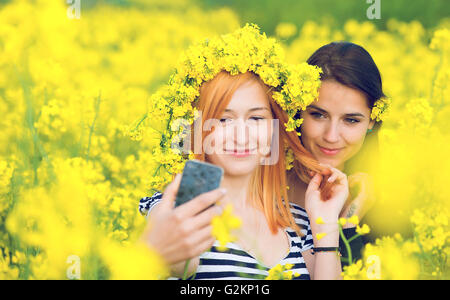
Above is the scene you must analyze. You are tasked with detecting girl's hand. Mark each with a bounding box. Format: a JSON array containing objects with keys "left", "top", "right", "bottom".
[
  {"left": 304, "top": 164, "right": 347, "bottom": 279},
  {"left": 305, "top": 164, "right": 349, "bottom": 222},
  {"left": 141, "top": 174, "right": 226, "bottom": 265},
  {"left": 339, "top": 172, "right": 376, "bottom": 227}
]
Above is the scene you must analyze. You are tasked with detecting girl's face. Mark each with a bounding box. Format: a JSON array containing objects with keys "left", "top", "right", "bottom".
[
  {"left": 300, "top": 80, "right": 375, "bottom": 170},
  {"left": 205, "top": 81, "right": 274, "bottom": 177}
]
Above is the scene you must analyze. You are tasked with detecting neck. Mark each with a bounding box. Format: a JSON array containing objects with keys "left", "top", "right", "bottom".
[{"left": 220, "top": 172, "right": 254, "bottom": 209}]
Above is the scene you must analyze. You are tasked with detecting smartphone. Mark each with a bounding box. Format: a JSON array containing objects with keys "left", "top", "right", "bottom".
[{"left": 174, "top": 160, "right": 224, "bottom": 208}]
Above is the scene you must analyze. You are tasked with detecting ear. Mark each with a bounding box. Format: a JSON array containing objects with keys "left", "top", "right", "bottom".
[{"left": 368, "top": 119, "right": 375, "bottom": 130}]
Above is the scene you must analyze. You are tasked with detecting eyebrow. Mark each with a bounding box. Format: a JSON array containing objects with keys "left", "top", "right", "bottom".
[
  {"left": 224, "top": 107, "right": 271, "bottom": 113},
  {"left": 307, "top": 105, "right": 366, "bottom": 118}
]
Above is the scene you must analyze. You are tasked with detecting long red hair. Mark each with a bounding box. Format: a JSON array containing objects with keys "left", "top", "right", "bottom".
[{"left": 191, "top": 71, "right": 331, "bottom": 235}]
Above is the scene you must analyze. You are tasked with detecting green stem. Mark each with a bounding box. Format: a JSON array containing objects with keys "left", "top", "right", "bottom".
[
  {"left": 15, "top": 65, "right": 55, "bottom": 185},
  {"left": 182, "top": 259, "right": 191, "bottom": 280},
  {"left": 132, "top": 113, "right": 148, "bottom": 132},
  {"left": 347, "top": 233, "right": 362, "bottom": 244},
  {"left": 338, "top": 225, "right": 352, "bottom": 265},
  {"left": 86, "top": 92, "right": 102, "bottom": 161}
]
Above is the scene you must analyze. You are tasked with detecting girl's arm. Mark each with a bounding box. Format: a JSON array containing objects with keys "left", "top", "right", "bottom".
[
  {"left": 309, "top": 220, "right": 342, "bottom": 280},
  {"left": 304, "top": 166, "right": 349, "bottom": 280},
  {"left": 302, "top": 215, "right": 342, "bottom": 280},
  {"left": 287, "top": 170, "right": 364, "bottom": 270}
]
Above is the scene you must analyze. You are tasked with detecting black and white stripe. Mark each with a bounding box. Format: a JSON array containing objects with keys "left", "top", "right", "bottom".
[
  {"left": 139, "top": 192, "right": 163, "bottom": 217},
  {"left": 190, "top": 203, "right": 313, "bottom": 280},
  {"left": 140, "top": 193, "right": 313, "bottom": 280}
]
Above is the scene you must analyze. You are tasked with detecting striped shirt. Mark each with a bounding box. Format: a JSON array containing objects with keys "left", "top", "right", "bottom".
[{"left": 139, "top": 194, "right": 313, "bottom": 280}]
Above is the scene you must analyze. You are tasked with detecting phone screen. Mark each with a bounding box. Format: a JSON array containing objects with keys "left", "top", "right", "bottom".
[{"left": 174, "top": 160, "right": 224, "bottom": 207}]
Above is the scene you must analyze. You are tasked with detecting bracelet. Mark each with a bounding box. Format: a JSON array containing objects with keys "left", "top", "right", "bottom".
[{"left": 313, "top": 247, "right": 341, "bottom": 256}]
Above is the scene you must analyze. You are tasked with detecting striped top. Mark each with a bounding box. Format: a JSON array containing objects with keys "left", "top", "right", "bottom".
[{"left": 139, "top": 193, "right": 313, "bottom": 280}]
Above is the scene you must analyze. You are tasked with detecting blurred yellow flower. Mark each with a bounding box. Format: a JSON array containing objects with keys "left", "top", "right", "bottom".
[
  {"left": 315, "top": 217, "right": 325, "bottom": 225},
  {"left": 343, "top": 236, "right": 420, "bottom": 280},
  {"left": 0, "top": 0, "right": 448, "bottom": 279},
  {"left": 356, "top": 224, "right": 371, "bottom": 235},
  {"left": 348, "top": 215, "right": 360, "bottom": 225},
  {"left": 338, "top": 218, "right": 347, "bottom": 227},
  {"left": 316, "top": 233, "right": 327, "bottom": 240},
  {"left": 265, "top": 263, "right": 300, "bottom": 280},
  {"left": 275, "top": 22, "right": 298, "bottom": 39},
  {"left": 211, "top": 204, "right": 242, "bottom": 251}
]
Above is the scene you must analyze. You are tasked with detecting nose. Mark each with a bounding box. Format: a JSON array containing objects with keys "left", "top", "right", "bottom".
[
  {"left": 323, "top": 121, "right": 340, "bottom": 144},
  {"left": 232, "top": 119, "right": 249, "bottom": 147}
]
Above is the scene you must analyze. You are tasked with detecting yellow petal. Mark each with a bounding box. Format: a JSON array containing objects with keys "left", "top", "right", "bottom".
[
  {"left": 315, "top": 217, "right": 325, "bottom": 224},
  {"left": 316, "top": 232, "right": 327, "bottom": 240},
  {"left": 338, "top": 218, "right": 347, "bottom": 226},
  {"left": 348, "top": 215, "right": 360, "bottom": 225}
]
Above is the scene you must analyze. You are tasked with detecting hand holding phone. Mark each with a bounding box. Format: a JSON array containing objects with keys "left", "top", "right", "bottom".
[{"left": 143, "top": 160, "right": 225, "bottom": 266}]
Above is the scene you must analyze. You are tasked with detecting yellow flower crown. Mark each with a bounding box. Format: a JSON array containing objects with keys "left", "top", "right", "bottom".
[{"left": 129, "top": 24, "right": 323, "bottom": 191}]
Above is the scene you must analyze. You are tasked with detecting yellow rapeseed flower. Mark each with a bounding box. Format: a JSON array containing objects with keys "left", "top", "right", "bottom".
[
  {"left": 129, "top": 23, "right": 322, "bottom": 192},
  {"left": 315, "top": 217, "right": 325, "bottom": 225},
  {"left": 316, "top": 232, "right": 327, "bottom": 240},
  {"left": 348, "top": 215, "right": 360, "bottom": 225},
  {"left": 211, "top": 204, "right": 242, "bottom": 251},
  {"left": 356, "top": 224, "right": 371, "bottom": 235},
  {"left": 338, "top": 218, "right": 347, "bottom": 227},
  {"left": 265, "top": 263, "right": 300, "bottom": 280}
]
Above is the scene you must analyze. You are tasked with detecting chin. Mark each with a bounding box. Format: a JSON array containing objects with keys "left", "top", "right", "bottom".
[{"left": 211, "top": 155, "right": 260, "bottom": 176}]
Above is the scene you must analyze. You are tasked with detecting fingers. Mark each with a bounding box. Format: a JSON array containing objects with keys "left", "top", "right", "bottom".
[
  {"left": 190, "top": 236, "right": 216, "bottom": 258},
  {"left": 147, "top": 178, "right": 225, "bottom": 266},
  {"left": 317, "top": 164, "right": 332, "bottom": 176},
  {"left": 327, "top": 170, "right": 344, "bottom": 183},
  {"left": 164, "top": 225, "right": 216, "bottom": 264},
  {"left": 182, "top": 205, "right": 222, "bottom": 233},
  {"left": 175, "top": 188, "right": 226, "bottom": 219},
  {"left": 319, "top": 163, "right": 347, "bottom": 185},
  {"left": 174, "top": 234, "right": 215, "bottom": 261},
  {"left": 160, "top": 174, "right": 182, "bottom": 209},
  {"left": 187, "top": 226, "right": 215, "bottom": 255},
  {"left": 307, "top": 173, "right": 323, "bottom": 194}
]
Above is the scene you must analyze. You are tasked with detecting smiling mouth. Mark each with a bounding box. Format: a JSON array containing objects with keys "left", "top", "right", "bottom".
[
  {"left": 317, "top": 145, "right": 343, "bottom": 156},
  {"left": 224, "top": 148, "right": 257, "bottom": 157}
]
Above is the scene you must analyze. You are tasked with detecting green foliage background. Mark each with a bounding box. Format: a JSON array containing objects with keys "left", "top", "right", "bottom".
[{"left": 3, "top": 0, "right": 447, "bottom": 33}]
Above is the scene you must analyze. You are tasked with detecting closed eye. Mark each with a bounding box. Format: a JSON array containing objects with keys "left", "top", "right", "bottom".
[
  {"left": 249, "top": 116, "right": 265, "bottom": 121},
  {"left": 219, "top": 117, "right": 233, "bottom": 123},
  {"left": 310, "top": 111, "right": 325, "bottom": 119}
]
